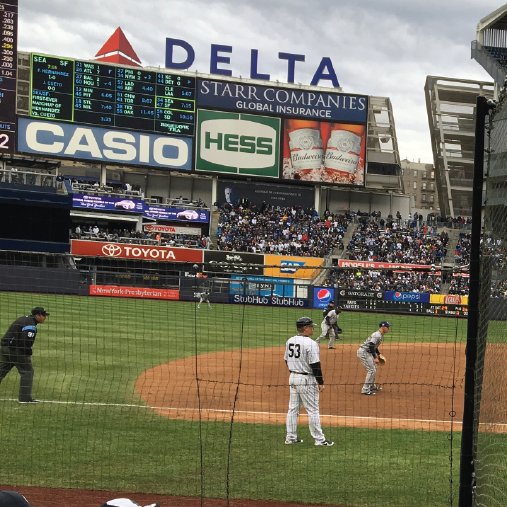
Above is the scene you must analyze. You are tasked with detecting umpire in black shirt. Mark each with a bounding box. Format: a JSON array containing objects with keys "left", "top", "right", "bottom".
[{"left": 0, "top": 306, "right": 49, "bottom": 403}]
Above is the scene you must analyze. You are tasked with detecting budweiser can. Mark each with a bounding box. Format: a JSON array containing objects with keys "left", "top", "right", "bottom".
[
  {"left": 323, "top": 124, "right": 365, "bottom": 182},
  {"left": 287, "top": 120, "right": 323, "bottom": 172}
]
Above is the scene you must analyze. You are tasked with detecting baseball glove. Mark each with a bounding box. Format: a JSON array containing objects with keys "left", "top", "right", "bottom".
[{"left": 378, "top": 354, "right": 386, "bottom": 365}]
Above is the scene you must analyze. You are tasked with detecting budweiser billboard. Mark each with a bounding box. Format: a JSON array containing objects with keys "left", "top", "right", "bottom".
[
  {"left": 337, "top": 260, "right": 433, "bottom": 270},
  {"left": 71, "top": 240, "right": 203, "bottom": 263},
  {"left": 143, "top": 224, "right": 201, "bottom": 236},
  {"left": 90, "top": 285, "right": 180, "bottom": 300}
]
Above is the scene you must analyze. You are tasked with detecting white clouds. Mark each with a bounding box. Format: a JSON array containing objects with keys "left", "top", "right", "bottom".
[{"left": 18, "top": 0, "right": 501, "bottom": 162}]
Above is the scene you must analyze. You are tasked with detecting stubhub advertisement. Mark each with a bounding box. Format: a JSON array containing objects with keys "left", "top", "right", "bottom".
[
  {"left": 230, "top": 275, "right": 294, "bottom": 297},
  {"left": 313, "top": 287, "right": 335, "bottom": 309}
]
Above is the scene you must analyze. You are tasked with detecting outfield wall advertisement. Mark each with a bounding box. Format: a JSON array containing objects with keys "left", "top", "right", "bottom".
[
  {"left": 90, "top": 285, "right": 180, "bottom": 300},
  {"left": 216, "top": 179, "right": 314, "bottom": 208},
  {"left": 197, "top": 79, "right": 367, "bottom": 123},
  {"left": 203, "top": 250, "right": 264, "bottom": 275},
  {"left": 264, "top": 254, "right": 324, "bottom": 279},
  {"left": 20, "top": 55, "right": 368, "bottom": 187},
  {"left": 71, "top": 239, "right": 203, "bottom": 263},
  {"left": 195, "top": 110, "right": 280, "bottom": 177},
  {"left": 17, "top": 118, "right": 193, "bottom": 170}
]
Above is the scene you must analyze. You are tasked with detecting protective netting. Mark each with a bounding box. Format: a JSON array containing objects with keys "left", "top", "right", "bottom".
[
  {"left": 0, "top": 259, "right": 468, "bottom": 507},
  {"left": 472, "top": 91, "right": 507, "bottom": 507}
]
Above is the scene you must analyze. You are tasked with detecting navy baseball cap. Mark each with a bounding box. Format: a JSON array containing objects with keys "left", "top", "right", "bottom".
[
  {"left": 0, "top": 491, "right": 34, "bottom": 507},
  {"left": 296, "top": 316, "right": 315, "bottom": 328},
  {"left": 31, "top": 307, "right": 49, "bottom": 316},
  {"left": 379, "top": 321, "right": 391, "bottom": 328}
]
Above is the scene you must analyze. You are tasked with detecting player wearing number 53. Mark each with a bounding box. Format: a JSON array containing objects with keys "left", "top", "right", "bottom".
[
  {"left": 284, "top": 316, "right": 334, "bottom": 447},
  {"left": 0, "top": 307, "right": 49, "bottom": 403}
]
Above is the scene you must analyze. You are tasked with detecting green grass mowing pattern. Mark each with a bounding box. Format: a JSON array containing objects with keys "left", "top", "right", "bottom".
[
  {"left": 0, "top": 291, "right": 467, "bottom": 506},
  {"left": 0, "top": 403, "right": 460, "bottom": 507}
]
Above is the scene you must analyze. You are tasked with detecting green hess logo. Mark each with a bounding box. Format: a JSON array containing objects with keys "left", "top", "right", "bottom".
[{"left": 196, "top": 110, "right": 280, "bottom": 177}]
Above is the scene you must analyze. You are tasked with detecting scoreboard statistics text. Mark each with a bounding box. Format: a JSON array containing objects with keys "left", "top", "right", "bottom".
[
  {"left": 29, "top": 54, "right": 196, "bottom": 136},
  {"left": 0, "top": 0, "right": 17, "bottom": 152}
]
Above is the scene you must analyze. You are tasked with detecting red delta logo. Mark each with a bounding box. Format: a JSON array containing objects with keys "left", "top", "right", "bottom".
[{"left": 317, "top": 288, "right": 332, "bottom": 304}]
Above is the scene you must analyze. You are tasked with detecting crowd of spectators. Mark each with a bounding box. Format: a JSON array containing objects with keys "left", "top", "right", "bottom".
[
  {"left": 216, "top": 204, "right": 350, "bottom": 257},
  {"left": 491, "top": 279, "right": 507, "bottom": 298},
  {"left": 448, "top": 275, "right": 470, "bottom": 295},
  {"left": 70, "top": 224, "right": 207, "bottom": 249},
  {"left": 324, "top": 268, "right": 441, "bottom": 293},
  {"left": 346, "top": 217, "right": 449, "bottom": 265},
  {"left": 455, "top": 233, "right": 472, "bottom": 266}
]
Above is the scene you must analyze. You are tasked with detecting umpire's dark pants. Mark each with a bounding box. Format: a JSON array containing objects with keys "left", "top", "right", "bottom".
[{"left": 0, "top": 346, "right": 34, "bottom": 401}]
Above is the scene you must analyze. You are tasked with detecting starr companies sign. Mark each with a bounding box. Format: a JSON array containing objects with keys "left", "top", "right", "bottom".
[{"left": 71, "top": 239, "right": 203, "bottom": 263}]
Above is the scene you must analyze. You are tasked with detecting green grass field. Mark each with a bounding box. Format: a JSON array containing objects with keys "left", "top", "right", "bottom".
[{"left": 0, "top": 291, "right": 470, "bottom": 506}]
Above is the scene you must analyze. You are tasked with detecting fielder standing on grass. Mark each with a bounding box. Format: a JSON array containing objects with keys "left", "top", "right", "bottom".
[
  {"left": 0, "top": 307, "right": 49, "bottom": 403},
  {"left": 196, "top": 290, "right": 212, "bottom": 309},
  {"left": 357, "top": 321, "right": 390, "bottom": 396},
  {"left": 284, "top": 316, "right": 334, "bottom": 446}
]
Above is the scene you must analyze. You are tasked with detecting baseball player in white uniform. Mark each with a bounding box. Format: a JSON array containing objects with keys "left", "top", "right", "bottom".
[
  {"left": 196, "top": 290, "right": 211, "bottom": 309},
  {"left": 316, "top": 305, "right": 342, "bottom": 349},
  {"left": 357, "top": 321, "right": 390, "bottom": 395},
  {"left": 284, "top": 316, "right": 334, "bottom": 446}
]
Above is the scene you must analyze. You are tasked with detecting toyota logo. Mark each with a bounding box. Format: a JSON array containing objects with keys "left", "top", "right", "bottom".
[{"left": 101, "top": 244, "right": 123, "bottom": 257}]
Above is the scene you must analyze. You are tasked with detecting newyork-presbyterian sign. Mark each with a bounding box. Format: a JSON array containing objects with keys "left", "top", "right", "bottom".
[{"left": 71, "top": 239, "right": 203, "bottom": 263}]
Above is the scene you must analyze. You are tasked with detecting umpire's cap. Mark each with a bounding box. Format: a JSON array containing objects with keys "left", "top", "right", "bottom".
[
  {"left": 379, "top": 321, "right": 391, "bottom": 328},
  {"left": 31, "top": 307, "right": 49, "bottom": 316},
  {"left": 296, "top": 316, "right": 315, "bottom": 328},
  {"left": 101, "top": 499, "right": 159, "bottom": 507},
  {"left": 0, "top": 491, "right": 34, "bottom": 507}
]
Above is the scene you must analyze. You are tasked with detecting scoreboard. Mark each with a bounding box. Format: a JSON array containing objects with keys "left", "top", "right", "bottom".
[
  {"left": 29, "top": 54, "right": 196, "bottom": 136},
  {"left": 0, "top": 0, "right": 17, "bottom": 153},
  {"left": 339, "top": 298, "right": 468, "bottom": 317}
]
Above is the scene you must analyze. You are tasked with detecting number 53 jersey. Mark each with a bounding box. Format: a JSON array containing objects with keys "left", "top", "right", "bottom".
[{"left": 284, "top": 335, "right": 320, "bottom": 374}]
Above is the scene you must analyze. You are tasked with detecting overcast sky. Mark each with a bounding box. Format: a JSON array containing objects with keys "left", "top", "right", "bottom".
[{"left": 19, "top": 0, "right": 503, "bottom": 163}]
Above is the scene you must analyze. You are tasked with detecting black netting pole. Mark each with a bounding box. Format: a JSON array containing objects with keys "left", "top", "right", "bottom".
[{"left": 458, "top": 95, "right": 490, "bottom": 507}]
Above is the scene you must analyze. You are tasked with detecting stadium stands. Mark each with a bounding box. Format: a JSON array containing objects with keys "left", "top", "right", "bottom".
[
  {"left": 324, "top": 268, "right": 441, "bottom": 294},
  {"left": 216, "top": 205, "right": 350, "bottom": 257},
  {"left": 345, "top": 217, "right": 449, "bottom": 264}
]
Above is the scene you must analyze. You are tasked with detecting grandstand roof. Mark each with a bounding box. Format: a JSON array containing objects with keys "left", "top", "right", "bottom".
[{"left": 476, "top": 3, "right": 507, "bottom": 32}]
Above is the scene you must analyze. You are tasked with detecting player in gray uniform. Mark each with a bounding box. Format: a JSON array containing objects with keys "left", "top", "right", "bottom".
[
  {"left": 284, "top": 316, "right": 334, "bottom": 446},
  {"left": 316, "top": 305, "right": 342, "bottom": 349},
  {"left": 357, "top": 321, "right": 390, "bottom": 395}
]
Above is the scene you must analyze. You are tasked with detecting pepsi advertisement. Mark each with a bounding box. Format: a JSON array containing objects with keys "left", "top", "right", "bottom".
[
  {"left": 313, "top": 287, "right": 335, "bottom": 309},
  {"left": 384, "top": 291, "right": 430, "bottom": 303}
]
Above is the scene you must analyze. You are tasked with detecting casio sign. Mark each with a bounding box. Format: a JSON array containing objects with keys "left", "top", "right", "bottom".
[
  {"left": 17, "top": 118, "right": 192, "bottom": 170},
  {"left": 200, "top": 118, "right": 276, "bottom": 168}
]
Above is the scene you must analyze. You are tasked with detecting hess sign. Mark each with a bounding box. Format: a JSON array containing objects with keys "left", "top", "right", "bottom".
[{"left": 165, "top": 38, "right": 340, "bottom": 88}]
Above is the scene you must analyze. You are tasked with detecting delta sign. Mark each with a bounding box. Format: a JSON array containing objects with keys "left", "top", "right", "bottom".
[{"left": 165, "top": 38, "right": 340, "bottom": 88}]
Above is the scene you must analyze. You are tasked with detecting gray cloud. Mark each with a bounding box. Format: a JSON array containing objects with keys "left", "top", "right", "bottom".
[{"left": 19, "top": 0, "right": 500, "bottom": 161}]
